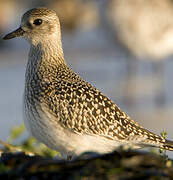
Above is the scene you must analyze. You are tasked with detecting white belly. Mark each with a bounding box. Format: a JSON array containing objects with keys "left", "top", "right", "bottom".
[{"left": 23, "top": 101, "right": 124, "bottom": 159}]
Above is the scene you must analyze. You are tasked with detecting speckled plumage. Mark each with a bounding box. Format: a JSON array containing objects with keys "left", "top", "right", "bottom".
[{"left": 4, "top": 7, "right": 173, "bottom": 159}]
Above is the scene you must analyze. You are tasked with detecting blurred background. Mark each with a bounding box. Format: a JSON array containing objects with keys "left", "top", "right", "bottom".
[{"left": 0, "top": 0, "right": 173, "bottom": 157}]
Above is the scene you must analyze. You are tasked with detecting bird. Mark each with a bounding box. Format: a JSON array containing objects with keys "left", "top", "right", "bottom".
[
  {"left": 3, "top": 7, "right": 173, "bottom": 160},
  {"left": 99, "top": 0, "right": 173, "bottom": 106},
  {"left": 106, "top": 0, "right": 173, "bottom": 59}
]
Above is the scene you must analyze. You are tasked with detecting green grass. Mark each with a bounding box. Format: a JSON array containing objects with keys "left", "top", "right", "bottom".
[{"left": 0, "top": 123, "right": 58, "bottom": 158}]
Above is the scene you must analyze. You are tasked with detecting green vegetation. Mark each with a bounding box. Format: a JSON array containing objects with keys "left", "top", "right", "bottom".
[
  {"left": 0, "top": 123, "right": 58, "bottom": 158},
  {"left": 159, "top": 131, "right": 169, "bottom": 159}
]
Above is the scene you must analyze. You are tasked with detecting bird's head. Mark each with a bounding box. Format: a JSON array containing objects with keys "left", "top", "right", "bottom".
[{"left": 3, "top": 7, "right": 61, "bottom": 45}]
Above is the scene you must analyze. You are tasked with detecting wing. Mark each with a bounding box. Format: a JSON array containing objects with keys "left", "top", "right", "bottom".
[{"left": 50, "top": 65, "right": 165, "bottom": 147}]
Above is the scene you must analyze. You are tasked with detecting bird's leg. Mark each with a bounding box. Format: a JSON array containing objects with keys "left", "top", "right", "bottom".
[
  {"left": 67, "top": 155, "right": 73, "bottom": 161},
  {"left": 151, "top": 60, "right": 166, "bottom": 107},
  {"left": 123, "top": 55, "right": 138, "bottom": 107}
]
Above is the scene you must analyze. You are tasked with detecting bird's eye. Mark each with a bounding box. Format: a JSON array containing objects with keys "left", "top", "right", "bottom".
[{"left": 33, "top": 19, "right": 43, "bottom": 26}]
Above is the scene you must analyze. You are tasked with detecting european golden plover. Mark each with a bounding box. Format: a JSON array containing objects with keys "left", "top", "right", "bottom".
[
  {"left": 3, "top": 7, "right": 173, "bottom": 159},
  {"left": 102, "top": 0, "right": 173, "bottom": 105},
  {"left": 106, "top": 0, "right": 173, "bottom": 59}
]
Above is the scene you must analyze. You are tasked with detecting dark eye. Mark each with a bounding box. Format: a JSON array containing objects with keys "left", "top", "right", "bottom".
[{"left": 33, "top": 19, "right": 43, "bottom": 26}]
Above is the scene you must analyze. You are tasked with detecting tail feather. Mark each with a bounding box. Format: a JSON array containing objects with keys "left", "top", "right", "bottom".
[
  {"left": 160, "top": 139, "right": 173, "bottom": 151},
  {"left": 139, "top": 131, "right": 173, "bottom": 151}
]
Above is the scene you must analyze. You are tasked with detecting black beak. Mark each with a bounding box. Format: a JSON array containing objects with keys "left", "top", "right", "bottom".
[{"left": 3, "top": 27, "right": 25, "bottom": 40}]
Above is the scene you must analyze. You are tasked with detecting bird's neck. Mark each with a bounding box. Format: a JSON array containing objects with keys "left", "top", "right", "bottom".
[
  {"left": 26, "top": 36, "right": 66, "bottom": 80},
  {"left": 29, "top": 34, "right": 65, "bottom": 63}
]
